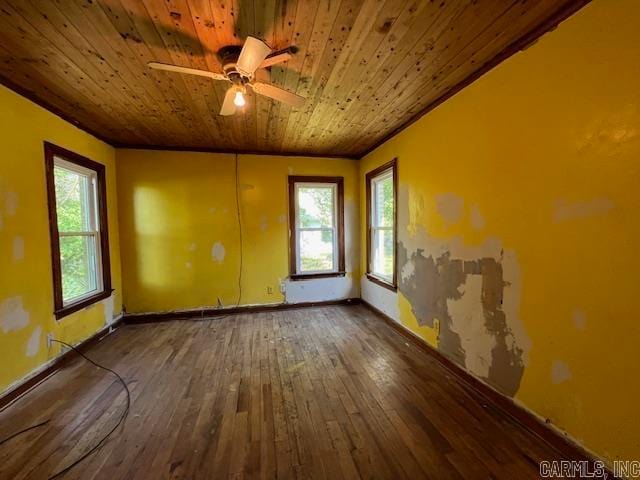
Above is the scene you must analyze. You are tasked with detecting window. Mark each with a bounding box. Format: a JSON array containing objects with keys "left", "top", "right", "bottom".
[
  {"left": 45, "top": 142, "right": 112, "bottom": 319},
  {"left": 288, "top": 176, "right": 345, "bottom": 279},
  {"left": 366, "top": 159, "right": 397, "bottom": 290}
]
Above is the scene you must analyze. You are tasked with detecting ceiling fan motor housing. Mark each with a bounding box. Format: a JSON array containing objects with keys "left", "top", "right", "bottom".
[{"left": 217, "top": 45, "right": 247, "bottom": 83}]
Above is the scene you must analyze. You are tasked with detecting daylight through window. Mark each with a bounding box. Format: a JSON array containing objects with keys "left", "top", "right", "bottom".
[
  {"left": 45, "top": 143, "right": 111, "bottom": 319},
  {"left": 54, "top": 159, "right": 102, "bottom": 303},
  {"left": 366, "top": 159, "right": 397, "bottom": 289},
  {"left": 289, "top": 177, "right": 345, "bottom": 278}
]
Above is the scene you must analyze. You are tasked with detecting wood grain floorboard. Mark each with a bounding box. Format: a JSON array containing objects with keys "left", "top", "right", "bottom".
[{"left": 0, "top": 305, "right": 566, "bottom": 479}]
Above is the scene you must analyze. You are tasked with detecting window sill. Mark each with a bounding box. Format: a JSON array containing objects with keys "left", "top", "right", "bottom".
[
  {"left": 289, "top": 272, "right": 346, "bottom": 281},
  {"left": 55, "top": 289, "right": 112, "bottom": 320},
  {"left": 366, "top": 273, "right": 397, "bottom": 292}
]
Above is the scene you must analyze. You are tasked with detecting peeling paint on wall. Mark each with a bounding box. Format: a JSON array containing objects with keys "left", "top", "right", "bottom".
[
  {"left": 12, "top": 236, "right": 24, "bottom": 261},
  {"left": 551, "top": 360, "right": 572, "bottom": 384},
  {"left": 104, "top": 295, "right": 115, "bottom": 326},
  {"left": 396, "top": 186, "right": 529, "bottom": 396},
  {"left": 0, "top": 296, "right": 30, "bottom": 333},
  {"left": 572, "top": 309, "right": 586, "bottom": 331},
  {"left": 4, "top": 191, "right": 17, "bottom": 216},
  {"left": 434, "top": 193, "right": 464, "bottom": 225},
  {"left": 211, "top": 242, "right": 226, "bottom": 263},
  {"left": 553, "top": 197, "right": 614, "bottom": 223},
  {"left": 398, "top": 242, "right": 527, "bottom": 395},
  {"left": 447, "top": 275, "right": 495, "bottom": 378},
  {"left": 260, "top": 215, "right": 269, "bottom": 231},
  {"left": 25, "top": 326, "right": 42, "bottom": 357}
]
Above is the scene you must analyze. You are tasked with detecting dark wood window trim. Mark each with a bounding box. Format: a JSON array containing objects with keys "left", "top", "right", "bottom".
[
  {"left": 288, "top": 176, "right": 345, "bottom": 281},
  {"left": 44, "top": 142, "right": 112, "bottom": 320},
  {"left": 365, "top": 158, "right": 398, "bottom": 292}
]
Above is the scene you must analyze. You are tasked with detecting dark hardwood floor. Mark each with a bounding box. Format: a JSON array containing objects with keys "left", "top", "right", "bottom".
[{"left": 0, "top": 305, "right": 564, "bottom": 479}]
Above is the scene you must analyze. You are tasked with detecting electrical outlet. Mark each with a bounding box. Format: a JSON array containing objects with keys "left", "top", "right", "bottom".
[
  {"left": 267, "top": 286, "right": 273, "bottom": 295},
  {"left": 46, "top": 333, "right": 54, "bottom": 349}
]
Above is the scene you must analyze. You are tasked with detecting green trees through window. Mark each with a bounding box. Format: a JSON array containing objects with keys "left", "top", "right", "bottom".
[
  {"left": 297, "top": 185, "right": 335, "bottom": 272},
  {"left": 54, "top": 164, "right": 99, "bottom": 302},
  {"left": 368, "top": 161, "right": 396, "bottom": 286}
]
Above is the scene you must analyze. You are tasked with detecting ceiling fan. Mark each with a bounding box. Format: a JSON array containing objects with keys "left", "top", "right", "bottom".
[{"left": 148, "top": 36, "right": 305, "bottom": 116}]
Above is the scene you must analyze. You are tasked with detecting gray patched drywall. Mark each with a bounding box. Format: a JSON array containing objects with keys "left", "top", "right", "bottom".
[
  {"left": 396, "top": 186, "right": 529, "bottom": 397},
  {"left": 398, "top": 243, "right": 526, "bottom": 396},
  {"left": 398, "top": 245, "right": 466, "bottom": 364}
]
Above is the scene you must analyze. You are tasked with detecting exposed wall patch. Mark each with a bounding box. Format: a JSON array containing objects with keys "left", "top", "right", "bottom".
[
  {"left": 447, "top": 275, "right": 495, "bottom": 378},
  {"left": 260, "top": 215, "right": 269, "bottom": 231},
  {"left": 396, "top": 185, "right": 529, "bottom": 396},
  {"left": 4, "top": 191, "right": 18, "bottom": 216},
  {"left": 211, "top": 242, "right": 226, "bottom": 263},
  {"left": 26, "top": 326, "right": 42, "bottom": 357},
  {"left": 572, "top": 309, "right": 586, "bottom": 331},
  {"left": 434, "top": 193, "right": 464, "bottom": 225},
  {"left": 12, "top": 236, "right": 24, "bottom": 261},
  {"left": 0, "top": 296, "right": 30, "bottom": 332},
  {"left": 104, "top": 295, "right": 115, "bottom": 326},
  {"left": 551, "top": 360, "right": 572, "bottom": 384}
]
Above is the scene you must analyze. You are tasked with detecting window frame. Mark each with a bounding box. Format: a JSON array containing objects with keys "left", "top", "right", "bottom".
[
  {"left": 366, "top": 158, "right": 398, "bottom": 291},
  {"left": 44, "top": 142, "right": 112, "bottom": 320},
  {"left": 288, "top": 176, "right": 345, "bottom": 281}
]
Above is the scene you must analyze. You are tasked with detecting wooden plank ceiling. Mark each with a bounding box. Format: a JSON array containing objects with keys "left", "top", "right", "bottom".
[{"left": 0, "top": 0, "right": 586, "bottom": 158}]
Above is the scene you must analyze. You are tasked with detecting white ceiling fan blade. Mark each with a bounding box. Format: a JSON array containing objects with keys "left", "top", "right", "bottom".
[
  {"left": 220, "top": 87, "right": 236, "bottom": 116},
  {"left": 236, "top": 37, "right": 271, "bottom": 77},
  {"left": 148, "top": 62, "right": 227, "bottom": 81},
  {"left": 251, "top": 82, "right": 305, "bottom": 108},
  {"left": 260, "top": 51, "right": 292, "bottom": 69}
]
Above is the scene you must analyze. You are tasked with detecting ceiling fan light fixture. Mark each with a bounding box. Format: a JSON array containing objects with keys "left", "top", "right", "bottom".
[
  {"left": 233, "top": 88, "right": 246, "bottom": 107},
  {"left": 149, "top": 36, "right": 305, "bottom": 117}
]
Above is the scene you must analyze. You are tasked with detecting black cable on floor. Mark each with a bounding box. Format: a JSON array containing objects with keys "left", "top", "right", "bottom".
[
  {"left": 45, "top": 339, "right": 131, "bottom": 480},
  {"left": 0, "top": 339, "right": 131, "bottom": 479},
  {"left": 0, "top": 419, "right": 50, "bottom": 447}
]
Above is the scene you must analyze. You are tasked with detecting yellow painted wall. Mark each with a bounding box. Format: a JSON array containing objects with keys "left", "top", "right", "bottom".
[
  {"left": 361, "top": 0, "right": 639, "bottom": 464},
  {"left": 116, "top": 149, "right": 359, "bottom": 313},
  {"left": 0, "top": 85, "right": 122, "bottom": 393}
]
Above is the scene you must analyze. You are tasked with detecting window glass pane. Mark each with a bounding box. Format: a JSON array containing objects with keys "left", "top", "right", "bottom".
[
  {"left": 54, "top": 165, "right": 91, "bottom": 232},
  {"left": 60, "top": 235, "right": 98, "bottom": 302},
  {"left": 298, "top": 186, "right": 334, "bottom": 228},
  {"left": 372, "top": 229, "right": 394, "bottom": 279},
  {"left": 373, "top": 174, "right": 393, "bottom": 227},
  {"left": 300, "top": 229, "right": 334, "bottom": 272}
]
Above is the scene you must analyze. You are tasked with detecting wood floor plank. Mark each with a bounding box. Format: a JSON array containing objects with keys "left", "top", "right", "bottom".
[{"left": 0, "top": 305, "right": 571, "bottom": 479}]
